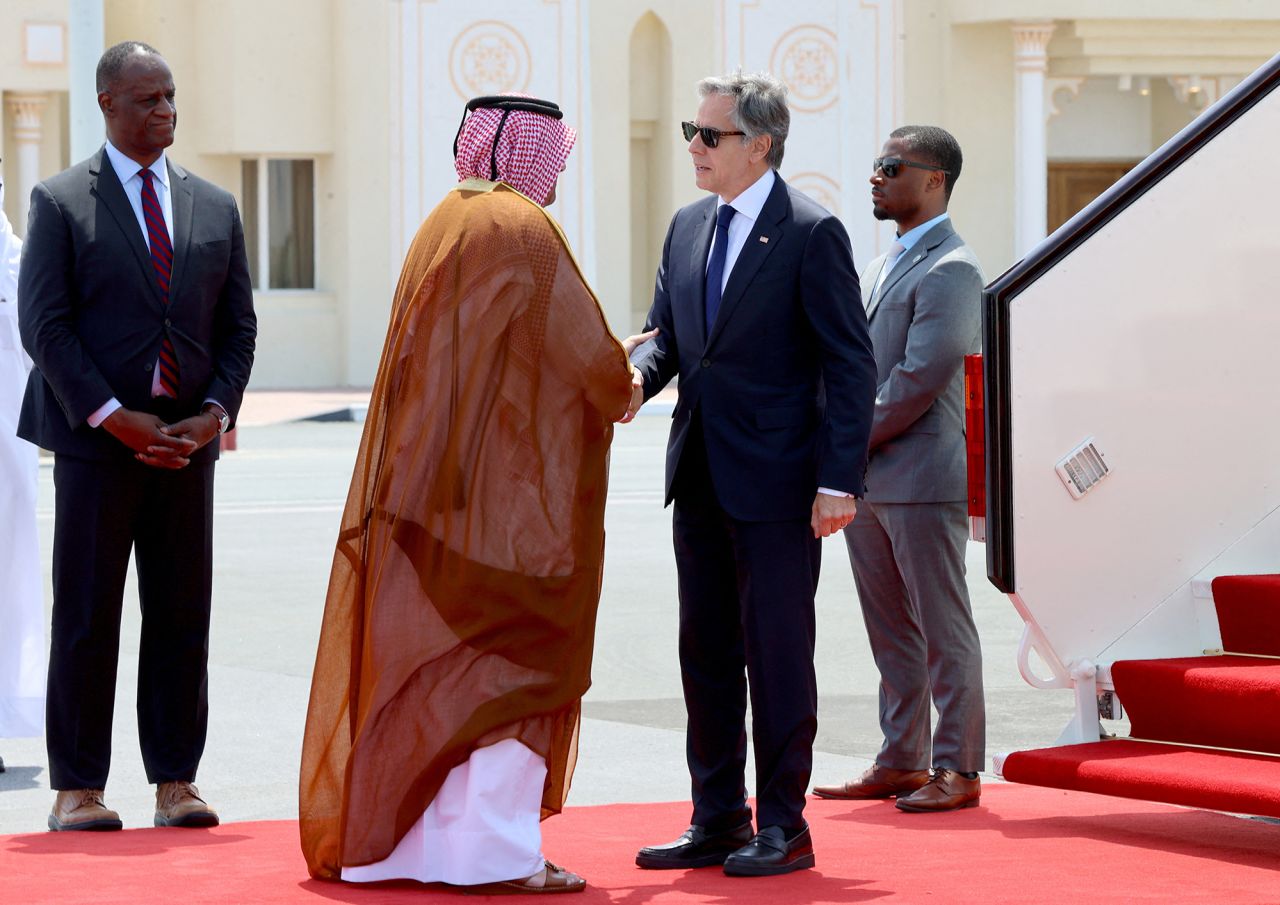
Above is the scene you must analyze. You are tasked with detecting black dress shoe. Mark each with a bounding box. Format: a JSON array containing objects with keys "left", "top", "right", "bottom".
[
  {"left": 635, "top": 820, "right": 755, "bottom": 869},
  {"left": 723, "top": 824, "right": 815, "bottom": 877}
]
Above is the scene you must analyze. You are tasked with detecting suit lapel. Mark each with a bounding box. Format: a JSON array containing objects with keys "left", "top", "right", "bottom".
[
  {"left": 863, "top": 254, "right": 892, "bottom": 318},
  {"left": 686, "top": 203, "right": 714, "bottom": 350},
  {"left": 89, "top": 148, "right": 165, "bottom": 310},
  {"left": 167, "top": 162, "right": 194, "bottom": 305},
  {"left": 866, "top": 221, "right": 957, "bottom": 321},
  {"left": 704, "top": 174, "right": 786, "bottom": 351}
]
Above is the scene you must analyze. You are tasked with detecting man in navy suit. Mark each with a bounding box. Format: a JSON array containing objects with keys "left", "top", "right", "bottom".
[
  {"left": 630, "top": 71, "right": 876, "bottom": 876},
  {"left": 18, "top": 41, "right": 255, "bottom": 831}
]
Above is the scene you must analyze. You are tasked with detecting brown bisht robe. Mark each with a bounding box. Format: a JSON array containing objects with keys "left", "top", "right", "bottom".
[{"left": 299, "top": 178, "right": 633, "bottom": 879}]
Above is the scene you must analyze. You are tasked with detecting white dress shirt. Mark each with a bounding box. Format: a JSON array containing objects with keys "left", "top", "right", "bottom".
[
  {"left": 88, "top": 143, "right": 184, "bottom": 428},
  {"left": 104, "top": 140, "right": 175, "bottom": 248},
  {"left": 708, "top": 167, "right": 776, "bottom": 290}
]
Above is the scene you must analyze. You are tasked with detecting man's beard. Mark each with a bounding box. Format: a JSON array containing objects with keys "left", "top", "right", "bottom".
[{"left": 872, "top": 205, "right": 891, "bottom": 221}]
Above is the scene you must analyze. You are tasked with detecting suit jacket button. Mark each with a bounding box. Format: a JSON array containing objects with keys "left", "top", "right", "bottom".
[
  {"left": 700, "top": 358, "right": 711, "bottom": 368},
  {"left": 164, "top": 317, "right": 171, "bottom": 327},
  {"left": 144, "top": 362, "right": 153, "bottom": 371}
]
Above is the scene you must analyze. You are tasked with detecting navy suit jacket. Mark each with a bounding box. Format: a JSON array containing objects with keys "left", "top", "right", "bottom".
[
  {"left": 636, "top": 173, "right": 876, "bottom": 522},
  {"left": 17, "top": 148, "right": 256, "bottom": 463}
]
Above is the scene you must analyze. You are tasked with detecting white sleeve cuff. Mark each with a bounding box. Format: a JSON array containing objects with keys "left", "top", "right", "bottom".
[
  {"left": 87, "top": 397, "right": 123, "bottom": 428},
  {"left": 817, "top": 486, "right": 853, "bottom": 498}
]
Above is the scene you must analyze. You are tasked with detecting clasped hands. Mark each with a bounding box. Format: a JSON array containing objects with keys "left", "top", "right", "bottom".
[{"left": 102, "top": 407, "right": 220, "bottom": 469}]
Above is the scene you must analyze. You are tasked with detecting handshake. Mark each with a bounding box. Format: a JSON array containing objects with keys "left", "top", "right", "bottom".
[{"left": 618, "top": 327, "right": 660, "bottom": 424}]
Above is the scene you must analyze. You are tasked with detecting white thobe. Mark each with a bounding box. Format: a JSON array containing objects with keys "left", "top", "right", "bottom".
[
  {"left": 0, "top": 185, "right": 46, "bottom": 739},
  {"left": 342, "top": 738, "right": 547, "bottom": 886}
]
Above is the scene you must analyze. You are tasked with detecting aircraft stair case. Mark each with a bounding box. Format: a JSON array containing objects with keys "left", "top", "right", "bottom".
[{"left": 977, "top": 53, "right": 1280, "bottom": 818}]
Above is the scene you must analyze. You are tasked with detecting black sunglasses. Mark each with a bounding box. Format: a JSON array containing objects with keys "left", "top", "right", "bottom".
[
  {"left": 873, "top": 156, "right": 950, "bottom": 179},
  {"left": 682, "top": 121, "right": 746, "bottom": 148}
]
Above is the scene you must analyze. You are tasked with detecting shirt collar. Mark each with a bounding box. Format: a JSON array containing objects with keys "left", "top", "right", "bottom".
[
  {"left": 719, "top": 168, "right": 776, "bottom": 221},
  {"left": 895, "top": 212, "right": 949, "bottom": 253},
  {"left": 104, "top": 140, "right": 170, "bottom": 189}
]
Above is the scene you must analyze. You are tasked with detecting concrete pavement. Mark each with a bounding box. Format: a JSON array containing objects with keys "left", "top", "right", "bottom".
[{"left": 0, "top": 392, "right": 1080, "bottom": 834}]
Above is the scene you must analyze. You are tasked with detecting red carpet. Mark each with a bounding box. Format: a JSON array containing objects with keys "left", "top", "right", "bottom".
[
  {"left": 1112, "top": 655, "right": 1280, "bottom": 753},
  {"left": 1002, "top": 739, "right": 1280, "bottom": 818},
  {"left": 1003, "top": 573, "right": 1280, "bottom": 820},
  {"left": 1213, "top": 574, "right": 1280, "bottom": 655},
  {"left": 5, "top": 788, "right": 1280, "bottom": 904}
]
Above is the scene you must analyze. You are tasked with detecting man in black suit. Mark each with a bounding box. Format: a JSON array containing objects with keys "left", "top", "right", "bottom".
[
  {"left": 18, "top": 41, "right": 256, "bottom": 831},
  {"left": 630, "top": 71, "right": 876, "bottom": 876}
]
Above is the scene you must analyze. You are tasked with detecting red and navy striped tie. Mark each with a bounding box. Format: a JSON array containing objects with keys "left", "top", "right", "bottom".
[{"left": 139, "top": 168, "right": 179, "bottom": 397}]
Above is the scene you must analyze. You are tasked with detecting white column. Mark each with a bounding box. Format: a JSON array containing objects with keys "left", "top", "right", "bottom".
[
  {"left": 68, "top": 0, "right": 106, "bottom": 163},
  {"left": 7, "top": 94, "right": 49, "bottom": 236},
  {"left": 1012, "top": 19, "right": 1055, "bottom": 259}
]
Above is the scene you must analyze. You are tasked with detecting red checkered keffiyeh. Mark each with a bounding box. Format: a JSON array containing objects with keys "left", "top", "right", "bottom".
[{"left": 454, "top": 97, "right": 577, "bottom": 206}]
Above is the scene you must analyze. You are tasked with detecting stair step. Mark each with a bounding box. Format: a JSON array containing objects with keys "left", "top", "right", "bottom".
[
  {"left": 1002, "top": 739, "right": 1280, "bottom": 819},
  {"left": 1213, "top": 574, "right": 1280, "bottom": 656},
  {"left": 1113, "top": 655, "right": 1280, "bottom": 755}
]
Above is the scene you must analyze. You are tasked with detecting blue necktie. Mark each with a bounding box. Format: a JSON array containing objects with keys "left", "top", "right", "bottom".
[{"left": 704, "top": 204, "right": 737, "bottom": 332}]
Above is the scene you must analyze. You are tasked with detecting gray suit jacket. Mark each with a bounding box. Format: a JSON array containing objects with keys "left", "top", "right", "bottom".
[{"left": 861, "top": 219, "right": 982, "bottom": 503}]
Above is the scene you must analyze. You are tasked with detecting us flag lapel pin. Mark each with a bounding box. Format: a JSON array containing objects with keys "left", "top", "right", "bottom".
[{"left": 759, "top": 236, "right": 769, "bottom": 243}]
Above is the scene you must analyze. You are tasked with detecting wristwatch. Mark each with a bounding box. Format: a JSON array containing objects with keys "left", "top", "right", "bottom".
[{"left": 203, "top": 403, "right": 230, "bottom": 434}]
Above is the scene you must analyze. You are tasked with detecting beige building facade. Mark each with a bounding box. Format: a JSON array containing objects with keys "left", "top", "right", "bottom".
[{"left": 2, "top": 0, "right": 1277, "bottom": 388}]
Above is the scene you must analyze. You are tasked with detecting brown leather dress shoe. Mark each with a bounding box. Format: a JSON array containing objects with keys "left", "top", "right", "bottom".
[
  {"left": 813, "top": 764, "right": 930, "bottom": 800},
  {"left": 894, "top": 769, "right": 981, "bottom": 812},
  {"left": 48, "top": 789, "right": 123, "bottom": 831},
  {"left": 154, "top": 781, "right": 220, "bottom": 827},
  {"left": 464, "top": 861, "right": 586, "bottom": 895}
]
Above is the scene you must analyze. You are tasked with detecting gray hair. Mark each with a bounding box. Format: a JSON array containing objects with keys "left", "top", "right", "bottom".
[
  {"left": 96, "top": 41, "right": 163, "bottom": 93},
  {"left": 697, "top": 71, "right": 789, "bottom": 169}
]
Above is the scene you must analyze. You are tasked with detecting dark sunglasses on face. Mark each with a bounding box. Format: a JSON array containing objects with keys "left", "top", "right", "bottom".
[
  {"left": 682, "top": 121, "right": 746, "bottom": 148},
  {"left": 873, "top": 156, "right": 950, "bottom": 178}
]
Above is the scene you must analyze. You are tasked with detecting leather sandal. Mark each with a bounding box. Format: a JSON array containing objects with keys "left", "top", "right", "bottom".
[{"left": 464, "top": 860, "right": 586, "bottom": 895}]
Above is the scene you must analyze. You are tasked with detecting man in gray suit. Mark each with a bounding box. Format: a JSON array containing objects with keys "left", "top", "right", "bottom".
[{"left": 814, "top": 125, "right": 985, "bottom": 812}]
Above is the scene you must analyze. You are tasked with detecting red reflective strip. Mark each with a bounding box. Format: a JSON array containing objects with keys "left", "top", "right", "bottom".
[{"left": 964, "top": 354, "right": 985, "bottom": 519}]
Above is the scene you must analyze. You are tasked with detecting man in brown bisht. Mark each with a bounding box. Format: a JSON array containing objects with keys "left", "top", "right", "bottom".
[{"left": 299, "top": 95, "right": 651, "bottom": 894}]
